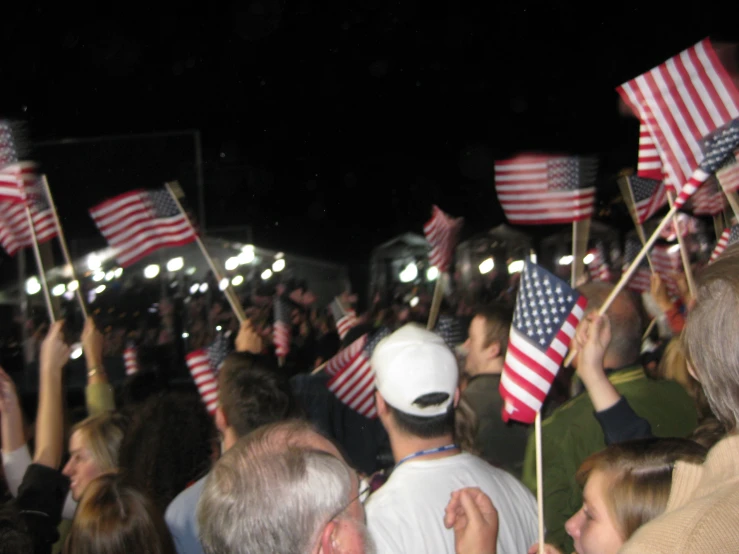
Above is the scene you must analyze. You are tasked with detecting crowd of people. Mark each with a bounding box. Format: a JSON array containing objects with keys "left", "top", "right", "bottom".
[{"left": 0, "top": 240, "right": 737, "bottom": 554}]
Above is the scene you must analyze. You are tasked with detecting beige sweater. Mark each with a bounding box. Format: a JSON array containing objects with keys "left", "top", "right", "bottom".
[{"left": 620, "top": 433, "right": 739, "bottom": 554}]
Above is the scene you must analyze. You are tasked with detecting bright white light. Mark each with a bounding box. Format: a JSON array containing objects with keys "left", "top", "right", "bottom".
[
  {"left": 95, "top": 285, "right": 106, "bottom": 294},
  {"left": 668, "top": 244, "right": 681, "bottom": 254},
  {"left": 409, "top": 296, "right": 419, "bottom": 307},
  {"left": 275, "top": 252, "right": 285, "bottom": 260},
  {"left": 583, "top": 253, "right": 595, "bottom": 265},
  {"left": 87, "top": 254, "right": 101, "bottom": 271},
  {"left": 52, "top": 284, "right": 66, "bottom": 297},
  {"left": 190, "top": 283, "right": 200, "bottom": 294},
  {"left": 105, "top": 271, "right": 115, "bottom": 282},
  {"left": 559, "top": 255, "right": 573, "bottom": 266},
  {"left": 186, "top": 266, "right": 197, "bottom": 276},
  {"left": 144, "top": 264, "right": 160, "bottom": 279},
  {"left": 426, "top": 266, "right": 439, "bottom": 281},
  {"left": 67, "top": 280, "right": 79, "bottom": 291},
  {"left": 70, "top": 344, "right": 83, "bottom": 360},
  {"left": 92, "top": 272, "right": 105, "bottom": 282},
  {"left": 219, "top": 278, "right": 229, "bottom": 291},
  {"left": 238, "top": 249, "right": 255, "bottom": 264},
  {"left": 399, "top": 263, "right": 418, "bottom": 283},
  {"left": 231, "top": 275, "right": 244, "bottom": 286},
  {"left": 114, "top": 267, "right": 123, "bottom": 278},
  {"left": 216, "top": 325, "right": 223, "bottom": 332},
  {"left": 272, "top": 259, "right": 286, "bottom": 272},
  {"left": 199, "top": 283, "right": 209, "bottom": 293},
  {"left": 479, "top": 258, "right": 495, "bottom": 275},
  {"left": 508, "top": 260, "right": 524, "bottom": 274},
  {"left": 225, "top": 257, "right": 239, "bottom": 271},
  {"left": 25, "top": 277, "right": 41, "bottom": 295},
  {"left": 243, "top": 244, "right": 255, "bottom": 252},
  {"left": 261, "top": 269, "right": 273, "bottom": 280},
  {"left": 63, "top": 290, "right": 75, "bottom": 301},
  {"left": 167, "top": 257, "right": 184, "bottom": 272},
  {"left": 182, "top": 332, "right": 190, "bottom": 339}
]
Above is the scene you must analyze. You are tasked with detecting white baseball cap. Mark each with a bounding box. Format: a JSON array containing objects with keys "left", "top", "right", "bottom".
[{"left": 372, "top": 323, "right": 458, "bottom": 417}]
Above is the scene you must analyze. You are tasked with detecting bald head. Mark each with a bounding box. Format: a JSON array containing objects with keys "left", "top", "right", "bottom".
[{"left": 577, "top": 283, "right": 643, "bottom": 368}]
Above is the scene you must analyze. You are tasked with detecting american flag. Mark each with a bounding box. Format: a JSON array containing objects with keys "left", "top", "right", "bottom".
[
  {"left": 0, "top": 171, "right": 57, "bottom": 257},
  {"left": 623, "top": 238, "right": 652, "bottom": 294},
  {"left": 326, "top": 327, "right": 390, "bottom": 418},
  {"left": 716, "top": 150, "right": 739, "bottom": 194},
  {"left": 617, "top": 38, "right": 739, "bottom": 209},
  {"left": 123, "top": 344, "right": 139, "bottom": 376},
  {"left": 0, "top": 122, "right": 19, "bottom": 169},
  {"left": 637, "top": 122, "right": 665, "bottom": 181},
  {"left": 625, "top": 175, "right": 667, "bottom": 224},
  {"left": 89, "top": 188, "right": 196, "bottom": 267},
  {"left": 0, "top": 163, "right": 36, "bottom": 203},
  {"left": 652, "top": 244, "right": 682, "bottom": 298},
  {"left": 329, "top": 297, "right": 358, "bottom": 340},
  {"left": 710, "top": 225, "right": 739, "bottom": 263},
  {"left": 434, "top": 314, "right": 465, "bottom": 349},
  {"left": 273, "top": 297, "right": 291, "bottom": 358},
  {"left": 185, "top": 334, "right": 231, "bottom": 415},
  {"left": 658, "top": 212, "right": 698, "bottom": 241},
  {"left": 499, "top": 261, "right": 587, "bottom": 424},
  {"left": 690, "top": 176, "right": 726, "bottom": 216},
  {"left": 587, "top": 242, "right": 612, "bottom": 283},
  {"left": 423, "top": 205, "right": 463, "bottom": 272},
  {"left": 494, "top": 155, "right": 597, "bottom": 224}
]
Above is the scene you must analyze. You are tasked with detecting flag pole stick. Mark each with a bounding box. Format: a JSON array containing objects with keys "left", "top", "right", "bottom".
[
  {"left": 570, "top": 222, "right": 577, "bottom": 286},
  {"left": 713, "top": 213, "right": 725, "bottom": 242},
  {"left": 617, "top": 176, "right": 656, "bottom": 272},
  {"left": 40, "top": 175, "right": 88, "bottom": 318},
  {"left": 310, "top": 360, "right": 328, "bottom": 375},
  {"left": 665, "top": 191, "right": 696, "bottom": 298},
  {"left": 164, "top": 182, "right": 246, "bottom": 324},
  {"left": 563, "top": 203, "right": 679, "bottom": 367},
  {"left": 426, "top": 273, "right": 445, "bottom": 330},
  {"left": 22, "top": 205, "right": 55, "bottom": 323},
  {"left": 641, "top": 317, "right": 658, "bottom": 341},
  {"left": 722, "top": 189, "right": 739, "bottom": 221},
  {"left": 535, "top": 411, "right": 545, "bottom": 554}
]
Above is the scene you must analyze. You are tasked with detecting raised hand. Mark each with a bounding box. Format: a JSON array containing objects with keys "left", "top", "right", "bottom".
[
  {"left": 235, "top": 319, "right": 264, "bottom": 354},
  {"left": 444, "top": 487, "right": 498, "bottom": 554},
  {"left": 40, "top": 321, "right": 71, "bottom": 374}
]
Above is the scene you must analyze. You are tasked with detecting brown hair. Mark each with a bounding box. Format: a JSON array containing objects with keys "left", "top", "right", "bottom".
[
  {"left": 70, "top": 412, "right": 126, "bottom": 474},
  {"left": 474, "top": 304, "right": 513, "bottom": 355},
  {"left": 64, "top": 473, "right": 176, "bottom": 554},
  {"left": 650, "top": 338, "right": 711, "bottom": 421},
  {"left": 682, "top": 243, "right": 739, "bottom": 431},
  {"left": 576, "top": 438, "right": 707, "bottom": 541}
]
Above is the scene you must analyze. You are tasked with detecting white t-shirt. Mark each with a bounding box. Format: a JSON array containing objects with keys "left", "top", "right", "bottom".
[{"left": 365, "top": 452, "right": 538, "bottom": 554}]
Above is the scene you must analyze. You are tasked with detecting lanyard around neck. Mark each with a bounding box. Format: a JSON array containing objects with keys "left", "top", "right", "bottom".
[{"left": 395, "top": 443, "right": 459, "bottom": 468}]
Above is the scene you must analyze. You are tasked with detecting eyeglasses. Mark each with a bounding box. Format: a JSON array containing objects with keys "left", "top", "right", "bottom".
[{"left": 326, "top": 475, "right": 372, "bottom": 524}]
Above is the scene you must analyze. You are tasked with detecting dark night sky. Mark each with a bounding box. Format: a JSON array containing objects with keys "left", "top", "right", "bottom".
[{"left": 1, "top": 2, "right": 738, "bottom": 263}]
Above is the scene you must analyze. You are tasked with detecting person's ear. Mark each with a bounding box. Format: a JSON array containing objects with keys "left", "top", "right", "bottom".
[
  {"left": 486, "top": 341, "right": 500, "bottom": 360},
  {"left": 215, "top": 406, "right": 228, "bottom": 434},
  {"left": 317, "top": 520, "right": 337, "bottom": 554}
]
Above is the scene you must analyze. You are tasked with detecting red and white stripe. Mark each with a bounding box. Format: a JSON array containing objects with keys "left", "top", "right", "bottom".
[
  {"left": 273, "top": 320, "right": 290, "bottom": 358},
  {"left": 0, "top": 200, "right": 56, "bottom": 256},
  {"left": 89, "top": 190, "right": 195, "bottom": 267},
  {"left": 710, "top": 228, "right": 731, "bottom": 262},
  {"left": 652, "top": 244, "right": 682, "bottom": 298},
  {"left": 124, "top": 345, "right": 139, "bottom": 376},
  {"left": 717, "top": 151, "right": 739, "bottom": 194},
  {"left": 185, "top": 349, "right": 219, "bottom": 415},
  {"left": 327, "top": 348, "right": 376, "bottom": 419},
  {"left": 494, "top": 156, "right": 596, "bottom": 224},
  {"left": 691, "top": 176, "right": 726, "bottom": 215},
  {"left": 618, "top": 38, "right": 739, "bottom": 209},
  {"left": 0, "top": 163, "right": 36, "bottom": 203},
  {"left": 325, "top": 335, "right": 367, "bottom": 376},
  {"left": 499, "top": 296, "right": 587, "bottom": 425},
  {"left": 336, "top": 310, "right": 359, "bottom": 340},
  {"left": 638, "top": 123, "right": 665, "bottom": 181},
  {"left": 423, "top": 205, "right": 463, "bottom": 273}
]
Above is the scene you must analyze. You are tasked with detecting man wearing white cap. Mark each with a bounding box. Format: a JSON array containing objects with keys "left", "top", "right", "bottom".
[{"left": 365, "top": 323, "right": 538, "bottom": 554}]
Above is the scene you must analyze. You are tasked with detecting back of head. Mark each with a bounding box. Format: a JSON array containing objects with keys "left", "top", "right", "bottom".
[
  {"left": 682, "top": 243, "right": 739, "bottom": 431},
  {"left": 217, "top": 352, "right": 302, "bottom": 438},
  {"left": 372, "top": 323, "right": 459, "bottom": 438},
  {"left": 654, "top": 338, "right": 712, "bottom": 420},
  {"left": 474, "top": 303, "right": 513, "bottom": 355},
  {"left": 71, "top": 412, "right": 128, "bottom": 474},
  {"left": 576, "top": 438, "right": 707, "bottom": 541},
  {"left": 577, "top": 282, "right": 643, "bottom": 367},
  {"left": 118, "top": 391, "right": 217, "bottom": 514},
  {"left": 65, "top": 473, "right": 175, "bottom": 554},
  {"left": 197, "top": 420, "right": 353, "bottom": 554}
]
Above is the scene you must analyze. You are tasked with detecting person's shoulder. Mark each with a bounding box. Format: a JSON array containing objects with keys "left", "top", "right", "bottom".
[{"left": 165, "top": 475, "right": 207, "bottom": 522}]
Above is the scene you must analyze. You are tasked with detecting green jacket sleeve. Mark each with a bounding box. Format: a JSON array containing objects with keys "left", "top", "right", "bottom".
[{"left": 85, "top": 382, "right": 115, "bottom": 416}]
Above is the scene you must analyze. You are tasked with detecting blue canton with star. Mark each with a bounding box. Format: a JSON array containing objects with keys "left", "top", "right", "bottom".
[
  {"left": 147, "top": 189, "right": 182, "bottom": 218},
  {"left": 365, "top": 327, "right": 391, "bottom": 357},
  {"left": 699, "top": 118, "right": 739, "bottom": 173},
  {"left": 624, "top": 239, "right": 649, "bottom": 270},
  {"left": 512, "top": 260, "right": 581, "bottom": 351},
  {"left": 630, "top": 176, "right": 660, "bottom": 203}
]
